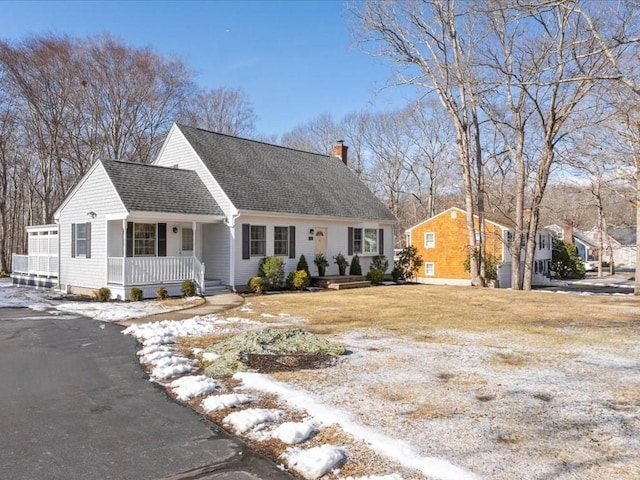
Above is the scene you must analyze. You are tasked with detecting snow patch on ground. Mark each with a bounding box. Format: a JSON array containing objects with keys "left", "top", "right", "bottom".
[
  {"left": 169, "top": 375, "right": 221, "bottom": 401},
  {"left": 284, "top": 445, "right": 346, "bottom": 479},
  {"left": 223, "top": 408, "right": 284, "bottom": 434},
  {"left": 201, "top": 393, "right": 256, "bottom": 412},
  {"left": 0, "top": 280, "right": 199, "bottom": 320},
  {"left": 272, "top": 421, "right": 316, "bottom": 444}
]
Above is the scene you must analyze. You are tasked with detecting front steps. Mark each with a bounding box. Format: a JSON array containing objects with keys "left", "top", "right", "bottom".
[
  {"left": 202, "top": 279, "right": 229, "bottom": 296},
  {"left": 315, "top": 275, "right": 371, "bottom": 290}
]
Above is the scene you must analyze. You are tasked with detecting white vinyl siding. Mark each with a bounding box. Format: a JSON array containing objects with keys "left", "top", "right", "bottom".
[
  {"left": 202, "top": 223, "right": 231, "bottom": 284},
  {"left": 58, "top": 163, "right": 127, "bottom": 290},
  {"left": 154, "top": 126, "right": 235, "bottom": 216},
  {"left": 234, "top": 215, "right": 394, "bottom": 288}
]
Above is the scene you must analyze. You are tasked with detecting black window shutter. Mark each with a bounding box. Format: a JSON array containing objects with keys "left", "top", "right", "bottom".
[
  {"left": 242, "top": 224, "right": 250, "bottom": 260},
  {"left": 289, "top": 226, "right": 296, "bottom": 258},
  {"left": 71, "top": 224, "right": 76, "bottom": 258},
  {"left": 86, "top": 222, "right": 92, "bottom": 258},
  {"left": 158, "top": 223, "right": 167, "bottom": 257},
  {"left": 348, "top": 227, "right": 353, "bottom": 256},
  {"left": 379, "top": 228, "right": 384, "bottom": 256},
  {"left": 126, "top": 222, "right": 134, "bottom": 257}
]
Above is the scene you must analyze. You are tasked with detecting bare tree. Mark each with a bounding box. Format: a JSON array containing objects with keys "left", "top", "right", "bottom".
[
  {"left": 178, "top": 86, "right": 256, "bottom": 137},
  {"left": 574, "top": 2, "right": 640, "bottom": 294},
  {"left": 354, "top": 0, "right": 489, "bottom": 285},
  {"left": 280, "top": 112, "right": 340, "bottom": 155}
]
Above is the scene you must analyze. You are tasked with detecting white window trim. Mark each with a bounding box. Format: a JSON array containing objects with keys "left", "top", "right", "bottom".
[
  {"left": 76, "top": 223, "right": 88, "bottom": 257},
  {"left": 424, "top": 232, "right": 435, "bottom": 249},
  {"left": 425, "top": 262, "right": 435, "bottom": 276},
  {"left": 363, "top": 228, "right": 379, "bottom": 254},
  {"left": 134, "top": 223, "right": 157, "bottom": 257},
  {"left": 274, "top": 226, "right": 289, "bottom": 256},
  {"left": 250, "top": 225, "right": 266, "bottom": 257}
]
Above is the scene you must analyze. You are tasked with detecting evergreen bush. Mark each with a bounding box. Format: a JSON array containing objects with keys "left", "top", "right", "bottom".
[
  {"left": 366, "top": 268, "right": 385, "bottom": 285},
  {"left": 296, "top": 254, "right": 311, "bottom": 277},
  {"left": 129, "top": 287, "right": 143, "bottom": 301},
  {"left": 258, "top": 256, "right": 285, "bottom": 289},
  {"left": 370, "top": 255, "right": 389, "bottom": 273},
  {"left": 287, "top": 270, "right": 310, "bottom": 290},
  {"left": 248, "top": 276, "right": 265, "bottom": 293},
  {"left": 395, "top": 245, "right": 424, "bottom": 281},
  {"left": 349, "top": 254, "right": 362, "bottom": 275},
  {"left": 156, "top": 286, "right": 168, "bottom": 299},
  {"left": 181, "top": 279, "right": 197, "bottom": 297},
  {"left": 551, "top": 239, "right": 586, "bottom": 279},
  {"left": 96, "top": 287, "right": 111, "bottom": 302}
]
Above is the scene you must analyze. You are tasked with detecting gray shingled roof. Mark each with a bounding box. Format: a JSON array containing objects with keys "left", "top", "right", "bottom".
[
  {"left": 608, "top": 227, "right": 637, "bottom": 246},
  {"left": 176, "top": 124, "right": 397, "bottom": 222},
  {"left": 101, "top": 160, "right": 223, "bottom": 216}
]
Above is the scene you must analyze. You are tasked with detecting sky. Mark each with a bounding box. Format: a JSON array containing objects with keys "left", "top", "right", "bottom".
[{"left": 0, "top": 0, "right": 416, "bottom": 137}]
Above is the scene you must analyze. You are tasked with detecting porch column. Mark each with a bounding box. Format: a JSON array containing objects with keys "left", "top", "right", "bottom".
[
  {"left": 192, "top": 221, "right": 197, "bottom": 258},
  {"left": 122, "top": 219, "right": 127, "bottom": 285}
]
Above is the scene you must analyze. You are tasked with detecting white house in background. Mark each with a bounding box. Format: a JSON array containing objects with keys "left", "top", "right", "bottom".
[
  {"left": 545, "top": 222, "right": 598, "bottom": 262},
  {"left": 12, "top": 123, "right": 396, "bottom": 299}
]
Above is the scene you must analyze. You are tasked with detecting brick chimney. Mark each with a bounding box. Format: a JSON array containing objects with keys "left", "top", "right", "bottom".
[
  {"left": 563, "top": 219, "right": 574, "bottom": 244},
  {"left": 332, "top": 140, "right": 348, "bottom": 166}
]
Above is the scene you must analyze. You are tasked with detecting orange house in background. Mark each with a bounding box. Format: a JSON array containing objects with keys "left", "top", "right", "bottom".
[{"left": 406, "top": 207, "right": 553, "bottom": 287}]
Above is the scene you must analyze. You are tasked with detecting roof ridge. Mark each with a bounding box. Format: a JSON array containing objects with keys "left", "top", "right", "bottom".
[
  {"left": 103, "top": 158, "right": 185, "bottom": 172},
  {"left": 175, "top": 123, "right": 333, "bottom": 159}
]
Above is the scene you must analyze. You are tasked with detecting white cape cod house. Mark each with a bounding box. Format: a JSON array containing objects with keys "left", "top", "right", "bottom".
[{"left": 12, "top": 123, "right": 396, "bottom": 299}]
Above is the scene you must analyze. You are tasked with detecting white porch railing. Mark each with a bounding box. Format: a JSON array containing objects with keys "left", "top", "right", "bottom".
[
  {"left": 107, "top": 256, "right": 204, "bottom": 287},
  {"left": 12, "top": 254, "right": 29, "bottom": 274},
  {"left": 12, "top": 224, "right": 59, "bottom": 277}
]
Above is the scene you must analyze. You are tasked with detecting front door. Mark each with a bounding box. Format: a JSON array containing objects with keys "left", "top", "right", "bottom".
[
  {"left": 314, "top": 227, "right": 327, "bottom": 256},
  {"left": 180, "top": 227, "right": 194, "bottom": 257}
]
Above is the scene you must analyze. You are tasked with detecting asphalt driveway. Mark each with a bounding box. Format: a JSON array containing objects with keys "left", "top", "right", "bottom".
[{"left": 0, "top": 308, "right": 292, "bottom": 480}]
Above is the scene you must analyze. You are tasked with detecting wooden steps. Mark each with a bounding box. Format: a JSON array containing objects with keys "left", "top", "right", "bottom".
[
  {"left": 315, "top": 275, "right": 371, "bottom": 290},
  {"left": 326, "top": 280, "right": 371, "bottom": 290}
]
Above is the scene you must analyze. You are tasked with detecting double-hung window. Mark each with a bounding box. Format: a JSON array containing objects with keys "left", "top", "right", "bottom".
[
  {"left": 71, "top": 222, "right": 91, "bottom": 258},
  {"left": 134, "top": 223, "right": 156, "bottom": 256},
  {"left": 274, "top": 226, "right": 289, "bottom": 256},
  {"left": 76, "top": 223, "right": 88, "bottom": 256},
  {"left": 425, "top": 262, "right": 435, "bottom": 276},
  {"left": 250, "top": 225, "right": 266, "bottom": 256},
  {"left": 424, "top": 232, "right": 435, "bottom": 249},
  {"left": 349, "top": 227, "right": 384, "bottom": 255},
  {"left": 363, "top": 228, "right": 378, "bottom": 254},
  {"left": 353, "top": 228, "right": 363, "bottom": 253}
]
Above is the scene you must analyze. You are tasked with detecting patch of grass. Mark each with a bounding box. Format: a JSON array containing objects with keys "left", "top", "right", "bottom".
[
  {"left": 226, "top": 285, "right": 640, "bottom": 347},
  {"left": 494, "top": 352, "right": 528, "bottom": 366}
]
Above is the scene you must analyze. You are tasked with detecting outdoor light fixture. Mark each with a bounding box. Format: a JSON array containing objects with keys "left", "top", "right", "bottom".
[
  {"left": 87, "top": 211, "right": 97, "bottom": 219},
  {"left": 172, "top": 227, "right": 178, "bottom": 234},
  {"left": 309, "top": 228, "right": 314, "bottom": 234}
]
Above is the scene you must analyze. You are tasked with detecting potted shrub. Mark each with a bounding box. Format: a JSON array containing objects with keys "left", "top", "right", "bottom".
[
  {"left": 314, "top": 253, "right": 329, "bottom": 277},
  {"left": 333, "top": 252, "right": 349, "bottom": 276}
]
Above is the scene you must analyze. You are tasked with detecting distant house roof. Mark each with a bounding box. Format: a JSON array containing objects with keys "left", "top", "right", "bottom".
[
  {"left": 608, "top": 227, "right": 637, "bottom": 246},
  {"left": 101, "top": 160, "right": 223, "bottom": 216},
  {"left": 573, "top": 231, "right": 598, "bottom": 248},
  {"left": 176, "top": 124, "right": 396, "bottom": 222}
]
